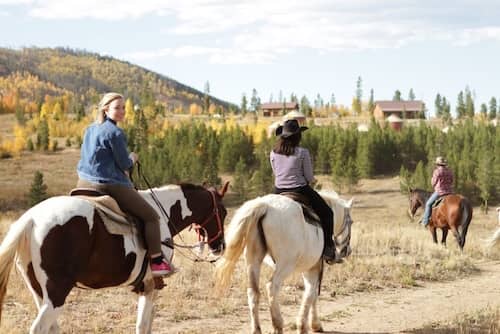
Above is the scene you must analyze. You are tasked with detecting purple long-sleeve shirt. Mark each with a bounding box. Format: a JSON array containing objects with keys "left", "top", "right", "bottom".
[
  {"left": 270, "top": 147, "right": 314, "bottom": 189},
  {"left": 431, "top": 166, "right": 454, "bottom": 195}
]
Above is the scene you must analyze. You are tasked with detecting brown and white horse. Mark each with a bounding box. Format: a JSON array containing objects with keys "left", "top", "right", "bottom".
[
  {"left": 408, "top": 188, "right": 472, "bottom": 250},
  {"left": 0, "top": 182, "right": 228, "bottom": 334}
]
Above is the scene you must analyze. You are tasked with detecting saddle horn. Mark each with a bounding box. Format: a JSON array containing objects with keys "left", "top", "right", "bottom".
[{"left": 218, "top": 181, "right": 230, "bottom": 198}]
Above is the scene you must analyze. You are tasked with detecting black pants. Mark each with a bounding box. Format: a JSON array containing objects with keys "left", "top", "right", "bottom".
[{"left": 275, "top": 185, "right": 334, "bottom": 248}]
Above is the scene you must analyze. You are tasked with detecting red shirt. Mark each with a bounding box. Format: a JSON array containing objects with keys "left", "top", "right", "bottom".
[{"left": 431, "top": 166, "right": 454, "bottom": 195}]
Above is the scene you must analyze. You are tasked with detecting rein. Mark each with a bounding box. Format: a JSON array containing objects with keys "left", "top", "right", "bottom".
[
  {"left": 135, "top": 162, "right": 223, "bottom": 263},
  {"left": 334, "top": 207, "right": 352, "bottom": 254}
]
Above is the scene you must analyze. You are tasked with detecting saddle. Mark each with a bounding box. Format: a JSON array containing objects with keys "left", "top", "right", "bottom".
[
  {"left": 432, "top": 193, "right": 451, "bottom": 209},
  {"left": 69, "top": 188, "right": 145, "bottom": 247},
  {"left": 278, "top": 192, "right": 321, "bottom": 227}
]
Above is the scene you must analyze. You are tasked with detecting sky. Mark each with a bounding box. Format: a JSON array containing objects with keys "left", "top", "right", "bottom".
[{"left": 1, "top": 0, "right": 500, "bottom": 116}]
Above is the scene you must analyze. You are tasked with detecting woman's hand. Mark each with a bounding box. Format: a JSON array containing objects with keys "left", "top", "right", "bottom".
[{"left": 129, "top": 152, "right": 139, "bottom": 164}]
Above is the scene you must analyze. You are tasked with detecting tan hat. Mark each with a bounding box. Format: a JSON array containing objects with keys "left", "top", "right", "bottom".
[{"left": 435, "top": 156, "right": 447, "bottom": 166}]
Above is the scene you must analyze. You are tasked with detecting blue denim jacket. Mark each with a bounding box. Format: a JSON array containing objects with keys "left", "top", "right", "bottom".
[{"left": 77, "top": 118, "right": 133, "bottom": 187}]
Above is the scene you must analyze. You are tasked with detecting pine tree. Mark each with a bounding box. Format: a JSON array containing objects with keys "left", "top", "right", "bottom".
[
  {"left": 408, "top": 88, "right": 416, "bottom": 101},
  {"left": 36, "top": 118, "right": 49, "bottom": 150},
  {"left": 356, "top": 134, "right": 373, "bottom": 178},
  {"left": 411, "top": 161, "right": 428, "bottom": 190},
  {"left": 434, "top": 94, "right": 442, "bottom": 118},
  {"left": 232, "top": 157, "right": 249, "bottom": 200},
  {"left": 300, "top": 95, "right": 312, "bottom": 116},
  {"left": 203, "top": 81, "right": 210, "bottom": 113},
  {"left": 367, "top": 89, "right": 375, "bottom": 113},
  {"left": 488, "top": 97, "right": 497, "bottom": 120},
  {"left": 399, "top": 165, "right": 411, "bottom": 194},
  {"left": 250, "top": 88, "right": 261, "bottom": 113},
  {"left": 393, "top": 90, "right": 402, "bottom": 101},
  {"left": 353, "top": 76, "right": 363, "bottom": 115},
  {"left": 456, "top": 91, "right": 466, "bottom": 118},
  {"left": 241, "top": 94, "right": 248, "bottom": 115},
  {"left": 27, "top": 170, "right": 48, "bottom": 206},
  {"left": 344, "top": 157, "right": 359, "bottom": 193},
  {"left": 441, "top": 97, "right": 451, "bottom": 122},
  {"left": 26, "top": 138, "right": 34, "bottom": 151},
  {"left": 480, "top": 103, "right": 488, "bottom": 118},
  {"left": 465, "top": 87, "right": 475, "bottom": 118}
]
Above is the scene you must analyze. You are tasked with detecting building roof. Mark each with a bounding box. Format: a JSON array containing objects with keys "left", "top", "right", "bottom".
[
  {"left": 375, "top": 100, "right": 424, "bottom": 112},
  {"left": 261, "top": 102, "right": 299, "bottom": 110}
]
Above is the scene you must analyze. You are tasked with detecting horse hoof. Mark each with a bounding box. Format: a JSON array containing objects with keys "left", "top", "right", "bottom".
[{"left": 311, "top": 324, "right": 324, "bottom": 332}]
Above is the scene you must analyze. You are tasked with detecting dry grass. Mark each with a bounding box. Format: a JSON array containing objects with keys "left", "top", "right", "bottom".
[
  {"left": 0, "top": 151, "right": 500, "bottom": 332},
  {"left": 409, "top": 307, "right": 500, "bottom": 333}
]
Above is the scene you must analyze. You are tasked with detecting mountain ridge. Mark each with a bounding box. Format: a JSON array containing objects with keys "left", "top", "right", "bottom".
[{"left": 0, "top": 46, "right": 238, "bottom": 113}]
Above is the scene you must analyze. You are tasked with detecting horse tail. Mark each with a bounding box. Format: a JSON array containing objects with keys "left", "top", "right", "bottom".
[
  {"left": 486, "top": 227, "right": 500, "bottom": 250},
  {"left": 457, "top": 198, "right": 473, "bottom": 250},
  {"left": 0, "top": 212, "right": 33, "bottom": 322},
  {"left": 214, "top": 199, "right": 268, "bottom": 295}
]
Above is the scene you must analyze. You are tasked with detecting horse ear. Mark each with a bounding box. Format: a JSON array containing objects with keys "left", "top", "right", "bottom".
[
  {"left": 347, "top": 197, "right": 354, "bottom": 208},
  {"left": 219, "top": 181, "right": 230, "bottom": 197}
]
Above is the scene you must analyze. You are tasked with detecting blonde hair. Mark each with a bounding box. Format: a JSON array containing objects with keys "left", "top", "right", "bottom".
[{"left": 96, "top": 92, "right": 124, "bottom": 123}]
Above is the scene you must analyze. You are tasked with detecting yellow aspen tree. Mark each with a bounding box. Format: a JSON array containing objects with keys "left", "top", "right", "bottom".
[
  {"left": 189, "top": 103, "right": 201, "bottom": 116},
  {"left": 124, "top": 98, "right": 135, "bottom": 126},
  {"left": 52, "top": 102, "right": 63, "bottom": 121},
  {"left": 40, "top": 102, "right": 51, "bottom": 119},
  {"left": 13, "top": 124, "right": 27, "bottom": 155}
]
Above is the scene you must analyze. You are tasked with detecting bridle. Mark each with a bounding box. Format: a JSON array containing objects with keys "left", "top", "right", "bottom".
[
  {"left": 135, "top": 163, "right": 224, "bottom": 262},
  {"left": 334, "top": 207, "right": 352, "bottom": 258},
  {"left": 189, "top": 188, "right": 224, "bottom": 247}
]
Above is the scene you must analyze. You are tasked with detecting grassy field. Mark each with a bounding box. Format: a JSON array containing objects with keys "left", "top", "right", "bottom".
[{"left": 0, "top": 147, "right": 500, "bottom": 333}]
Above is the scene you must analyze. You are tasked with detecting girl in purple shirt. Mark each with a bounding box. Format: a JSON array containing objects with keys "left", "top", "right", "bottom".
[{"left": 270, "top": 119, "right": 336, "bottom": 263}]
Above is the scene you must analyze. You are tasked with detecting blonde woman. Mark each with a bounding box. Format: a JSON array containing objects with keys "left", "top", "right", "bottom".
[{"left": 77, "top": 92, "right": 173, "bottom": 276}]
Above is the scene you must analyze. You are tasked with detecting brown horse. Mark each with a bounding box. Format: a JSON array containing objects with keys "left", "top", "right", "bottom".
[
  {"left": 0, "top": 182, "right": 228, "bottom": 334},
  {"left": 408, "top": 188, "right": 472, "bottom": 250}
]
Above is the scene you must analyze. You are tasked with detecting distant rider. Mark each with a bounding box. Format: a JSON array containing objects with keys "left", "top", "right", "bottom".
[{"left": 421, "top": 156, "right": 454, "bottom": 227}]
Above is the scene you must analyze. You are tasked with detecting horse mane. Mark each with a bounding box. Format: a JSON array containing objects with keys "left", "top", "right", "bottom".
[
  {"left": 178, "top": 183, "right": 206, "bottom": 191},
  {"left": 318, "top": 189, "right": 350, "bottom": 207},
  {"left": 152, "top": 183, "right": 206, "bottom": 192}
]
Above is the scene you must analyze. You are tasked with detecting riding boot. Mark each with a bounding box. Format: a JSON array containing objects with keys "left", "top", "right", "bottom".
[{"left": 322, "top": 240, "right": 336, "bottom": 264}]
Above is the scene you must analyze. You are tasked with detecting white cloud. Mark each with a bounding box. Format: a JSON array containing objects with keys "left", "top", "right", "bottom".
[{"left": 10, "top": 0, "right": 500, "bottom": 63}]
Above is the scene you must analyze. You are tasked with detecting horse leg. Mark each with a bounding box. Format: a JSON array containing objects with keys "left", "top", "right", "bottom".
[
  {"left": 245, "top": 226, "right": 267, "bottom": 334},
  {"left": 430, "top": 226, "right": 438, "bottom": 244},
  {"left": 266, "top": 264, "right": 294, "bottom": 334},
  {"left": 441, "top": 229, "right": 448, "bottom": 247},
  {"left": 301, "top": 262, "right": 322, "bottom": 333},
  {"left": 28, "top": 267, "right": 74, "bottom": 334},
  {"left": 16, "top": 256, "right": 43, "bottom": 310},
  {"left": 136, "top": 280, "right": 158, "bottom": 334},
  {"left": 450, "top": 226, "right": 462, "bottom": 250}
]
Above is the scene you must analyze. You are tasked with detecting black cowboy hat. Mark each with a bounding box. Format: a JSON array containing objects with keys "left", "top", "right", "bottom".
[{"left": 275, "top": 119, "right": 308, "bottom": 138}]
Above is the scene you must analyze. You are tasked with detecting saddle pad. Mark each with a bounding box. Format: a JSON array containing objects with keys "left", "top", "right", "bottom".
[
  {"left": 279, "top": 193, "right": 321, "bottom": 227},
  {"left": 76, "top": 195, "right": 138, "bottom": 239}
]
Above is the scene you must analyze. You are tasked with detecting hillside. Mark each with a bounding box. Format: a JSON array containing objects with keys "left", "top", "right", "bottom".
[{"left": 0, "top": 47, "right": 237, "bottom": 112}]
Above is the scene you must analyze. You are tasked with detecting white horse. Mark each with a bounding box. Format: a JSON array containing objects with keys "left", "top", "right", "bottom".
[
  {"left": 485, "top": 207, "right": 500, "bottom": 250},
  {"left": 215, "top": 191, "right": 353, "bottom": 334}
]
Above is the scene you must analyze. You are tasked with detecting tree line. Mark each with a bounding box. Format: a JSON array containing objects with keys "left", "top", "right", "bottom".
[{"left": 125, "top": 118, "right": 498, "bottom": 209}]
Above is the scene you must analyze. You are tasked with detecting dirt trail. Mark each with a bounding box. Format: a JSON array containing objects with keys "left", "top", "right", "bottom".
[{"left": 159, "top": 261, "right": 500, "bottom": 333}]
